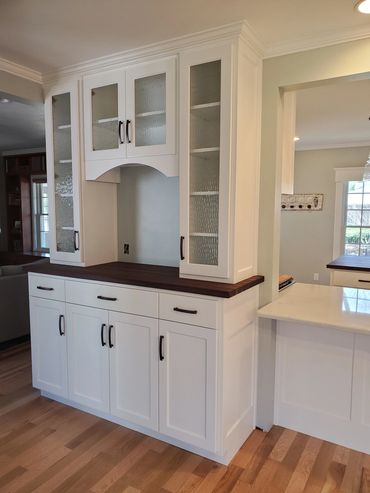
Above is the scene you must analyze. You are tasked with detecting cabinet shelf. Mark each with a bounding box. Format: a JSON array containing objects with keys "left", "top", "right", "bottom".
[
  {"left": 191, "top": 147, "right": 220, "bottom": 154},
  {"left": 58, "top": 159, "right": 72, "bottom": 164},
  {"left": 136, "top": 110, "right": 165, "bottom": 118},
  {"left": 57, "top": 124, "right": 71, "bottom": 130},
  {"left": 190, "top": 191, "right": 219, "bottom": 196},
  {"left": 190, "top": 233, "right": 218, "bottom": 238},
  {"left": 190, "top": 102, "right": 220, "bottom": 121},
  {"left": 95, "top": 117, "right": 118, "bottom": 124},
  {"left": 58, "top": 193, "right": 73, "bottom": 198},
  {"left": 60, "top": 226, "right": 74, "bottom": 231},
  {"left": 191, "top": 102, "right": 220, "bottom": 110}
]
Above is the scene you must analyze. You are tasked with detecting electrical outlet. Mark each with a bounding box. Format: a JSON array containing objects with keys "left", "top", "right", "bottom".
[
  {"left": 123, "top": 243, "right": 130, "bottom": 255},
  {"left": 313, "top": 273, "right": 319, "bottom": 281}
]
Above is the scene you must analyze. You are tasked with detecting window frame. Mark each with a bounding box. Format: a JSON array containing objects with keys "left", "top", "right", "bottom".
[
  {"left": 31, "top": 175, "right": 49, "bottom": 253},
  {"left": 333, "top": 167, "right": 366, "bottom": 259}
]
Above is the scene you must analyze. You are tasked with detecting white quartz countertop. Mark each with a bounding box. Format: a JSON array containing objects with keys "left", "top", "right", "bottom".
[{"left": 257, "top": 283, "right": 370, "bottom": 334}]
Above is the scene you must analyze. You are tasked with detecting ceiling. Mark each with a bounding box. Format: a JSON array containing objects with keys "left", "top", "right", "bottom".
[
  {"left": 295, "top": 79, "right": 370, "bottom": 151},
  {"left": 0, "top": 92, "right": 45, "bottom": 152},
  {"left": 0, "top": 0, "right": 369, "bottom": 73}
]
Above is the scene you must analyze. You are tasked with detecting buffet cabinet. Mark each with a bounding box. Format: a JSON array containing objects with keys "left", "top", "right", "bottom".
[
  {"left": 28, "top": 272, "right": 258, "bottom": 464},
  {"left": 43, "top": 24, "right": 262, "bottom": 283}
]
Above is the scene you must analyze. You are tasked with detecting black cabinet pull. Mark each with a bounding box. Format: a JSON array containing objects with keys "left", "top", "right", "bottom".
[
  {"left": 58, "top": 314, "right": 65, "bottom": 336},
  {"left": 108, "top": 325, "right": 114, "bottom": 348},
  {"left": 180, "top": 236, "right": 185, "bottom": 260},
  {"left": 159, "top": 335, "right": 164, "bottom": 361},
  {"left": 126, "top": 119, "right": 132, "bottom": 144},
  {"left": 97, "top": 295, "right": 118, "bottom": 302},
  {"left": 101, "top": 323, "right": 107, "bottom": 347},
  {"left": 118, "top": 120, "right": 125, "bottom": 144},
  {"left": 37, "top": 286, "right": 54, "bottom": 291},
  {"left": 173, "top": 307, "right": 198, "bottom": 315},
  {"left": 73, "top": 231, "right": 80, "bottom": 251},
  {"left": 359, "top": 279, "right": 370, "bottom": 283}
]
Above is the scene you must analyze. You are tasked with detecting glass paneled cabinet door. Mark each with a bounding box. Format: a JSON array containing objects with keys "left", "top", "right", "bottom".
[
  {"left": 83, "top": 58, "right": 176, "bottom": 163},
  {"left": 179, "top": 45, "right": 232, "bottom": 279},
  {"left": 45, "top": 82, "right": 82, "bottom": 263}
]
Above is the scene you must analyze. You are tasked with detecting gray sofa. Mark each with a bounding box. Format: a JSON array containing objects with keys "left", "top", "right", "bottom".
[{"left": 0, "top": 258, "right": 49, "bottom": 344}]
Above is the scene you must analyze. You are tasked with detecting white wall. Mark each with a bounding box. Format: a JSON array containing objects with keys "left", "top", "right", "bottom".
[
  {"left": 280, "top": 147, "right": 370, "bottom": 285},
  {"left": 117, "top": 166, "right": 179, "bottom": 266}
]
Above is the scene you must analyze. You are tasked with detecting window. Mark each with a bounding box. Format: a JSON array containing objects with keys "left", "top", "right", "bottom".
[
  {"left": 32, "top": 178, "right": 49, "bottom": 252},
  {"left": 344, "top": 180, "right": 370, "bottom": 256}
]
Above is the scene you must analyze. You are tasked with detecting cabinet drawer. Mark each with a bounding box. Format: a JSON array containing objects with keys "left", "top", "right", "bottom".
[
  {"left": 159, "top": 293, "right": 218, "bottom": 329},
  {"left": 331, "top": 270, "right": 370, "bottom": 289},
  {"left": 65, "top": 280, "right": 158, "bottom": 318},
  {"left": 29, "top": 274, "right": 65, "bottom": 301}
]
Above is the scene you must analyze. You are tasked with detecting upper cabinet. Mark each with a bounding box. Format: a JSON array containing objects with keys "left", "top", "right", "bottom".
[
  {"left": 281, "top": 91, "right": 297, "bottom": 195},
  {"left": 179, "top": 41, "right": 262, "bottom": 283},
  {"left": 83, "top": 58, "right": 177, "bottom": 180},
  {"left": 45, "top": 82, "right": 82, "bottom": 263}
]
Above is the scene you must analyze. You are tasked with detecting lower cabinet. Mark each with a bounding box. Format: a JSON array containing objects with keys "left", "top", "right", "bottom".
[
  {"left": 30, "top": 297, "right": 68, "bottom": 398},
  {"left": 159, "top": 320, "right": 216, "bottom": 451},
  {"left": 109, "top": 311, "right": 159, "bottom": 430},
  {"left": 66, "top": 304, "right": 110, "bottom": 413}
]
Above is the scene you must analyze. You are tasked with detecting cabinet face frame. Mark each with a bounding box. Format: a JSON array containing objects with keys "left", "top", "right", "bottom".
[
  {"left": 29, "top": 297, "right": 68, "bottom": 398},
  {"left": 44, "top": 81, "right": 82, "bottom": 263},
  {"left": 179, "top": 44, "right": 232, "bottom": 279},
  {"left": 83, "top": 69, "right": 126, "bottom": 162},
  {"left": 125, "top": 57, "right": 176, "bottom": 159}
]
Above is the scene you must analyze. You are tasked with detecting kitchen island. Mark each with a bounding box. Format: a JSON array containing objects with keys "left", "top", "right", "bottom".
[{"left": 258, "top": 283, "right": 370, "bottom": 454}]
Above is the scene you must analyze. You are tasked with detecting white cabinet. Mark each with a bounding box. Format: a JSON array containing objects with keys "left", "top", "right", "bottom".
[
  {"left": 281, "top": 91, "right": 297, "bottom": 195},
  {"left": 159, "top": 320, "right": 217, "bottom": 451},
  {"left": 66, "top": 304, "right": 110, "bottom": 412},
  {"left": 45, "top": 82, "right": 82, "bottom": 263},
  {"left": 29, "top": 297, "right": 68, "bottom": 398},
  {"left": 109, "top": 312, "right": 158, "bottom": 430},
  {"left": 179, "top": 41, "right": 261, "bottom": 282},
  {"left": 83, "top": 58, "right": 177, "bottom": 179}
]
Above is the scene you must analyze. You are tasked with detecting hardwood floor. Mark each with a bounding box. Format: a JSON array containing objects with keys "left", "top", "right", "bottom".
[{"left": 0, "top": 344, "right": 369, "bottom": 493}]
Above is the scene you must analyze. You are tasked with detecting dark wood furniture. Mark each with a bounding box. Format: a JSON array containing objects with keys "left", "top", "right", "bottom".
[
  {"left": 4, "top": 153, "right": 46, "bottom": 253},
  {"left": 327, "top": 256, "right": 370, "bottom": 272}
]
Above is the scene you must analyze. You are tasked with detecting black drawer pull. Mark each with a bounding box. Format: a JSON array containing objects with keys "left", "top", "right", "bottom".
[
  {"left": 358, "top": 279, "right": 370, "bottom": 283},
  {"left": 180, "top": 236, "right": 185, "bottom": 261},
  {"left": 173, "top": 307, "right": 198, "bottom": 315},
  {"left": 101, "top": 323, "right": 107, "bottom": 347},
  {"left": 37, "top": 286, "right": 54, "bottom": 291},
  {"left": 97, "top": 295, "right": 118, "bottom": 302},
  {"left": 108, "top": 325, "right": 114, "bottom": 348},
  {"left": 159, "top": 335, "right": 164, "bottom": 361},
  {"left": 58, "top": 314, "right": 65, "bottom": 336}
]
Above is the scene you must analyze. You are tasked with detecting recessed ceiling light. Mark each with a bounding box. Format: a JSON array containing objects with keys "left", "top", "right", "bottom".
[
  {"left": 0, "top": 98, "right": 10, "bottom": 104},
  {"left": 294, "top": 136, "right": 300, "bottom": 142},
  {"left": 355, "top": 0, "right": 370, "bottom": 14}
]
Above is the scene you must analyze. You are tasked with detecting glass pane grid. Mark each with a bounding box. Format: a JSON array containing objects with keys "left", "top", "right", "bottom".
[{"left": 344, "top": 181, "right": 370, "bottom": 256}]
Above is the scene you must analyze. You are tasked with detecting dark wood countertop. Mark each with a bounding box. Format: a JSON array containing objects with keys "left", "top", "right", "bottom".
[
  {"left": 25, "top": 261, "right": 264, "bottom": 298},
  {"left": 327, "top": 256, "right": 370, "bottom": 272}
]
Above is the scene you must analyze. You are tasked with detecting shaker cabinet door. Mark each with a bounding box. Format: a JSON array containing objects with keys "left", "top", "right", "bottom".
[
  {"left": 66, "top": 304, "right": 110, "bottom": 413},
  {"left": 109, "top": 312, "right": 159, "bottom": 430},
  {"left": 30, "top": 297, "right": 68, "bottom": 398},
  {"left": 159, "top": 320, "right": 217, "bottom": 451}
]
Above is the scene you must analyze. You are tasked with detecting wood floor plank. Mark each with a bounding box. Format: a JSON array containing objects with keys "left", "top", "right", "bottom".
[{"left": 1, "top": 343, "right": 370, "bottom": 493}]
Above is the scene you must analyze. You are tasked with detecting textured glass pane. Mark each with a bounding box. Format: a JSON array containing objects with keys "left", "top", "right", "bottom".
[
  {"left": 189, "top": 236, "right": 218, "bottom": 265},
  {"left": 346, "top": 210, "right": 361, "bottom": 226},
  {"left": 347, "top": 194, "right": 363, "bottom": 209},
  {"left": 348, "top": 181, "right": 363, "bottom": 193},
  {"left": 190, "top": 61, "right": 221, "bottom": 106},
  {"left": 52, "top": 93, "right": 74, "bottom": 254},
  {"left": 190, "top": 195, "right": 219, "bottom": 235},
  {"left": 190, "top": 154, "right": 219, "bottom": 193},
  {"left": 92, "top": 84, "right": 119, "bottom": 151},
  {"left": 135, "top": 74, "right": 166, "bottom": 147}
]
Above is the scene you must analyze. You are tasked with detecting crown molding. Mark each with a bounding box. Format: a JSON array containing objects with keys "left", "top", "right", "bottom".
[
  {"left": 0, "top": 57, "right": 42, "bottom": 84},
  {"left": 43, "top": 20, "right": 264, "bottom": 83},
  {"left": 296, "top": 140, "right": 370, "bottom": 152},
  {"left": 265, "top": 24, "right": 370, "bottom": 58}
]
